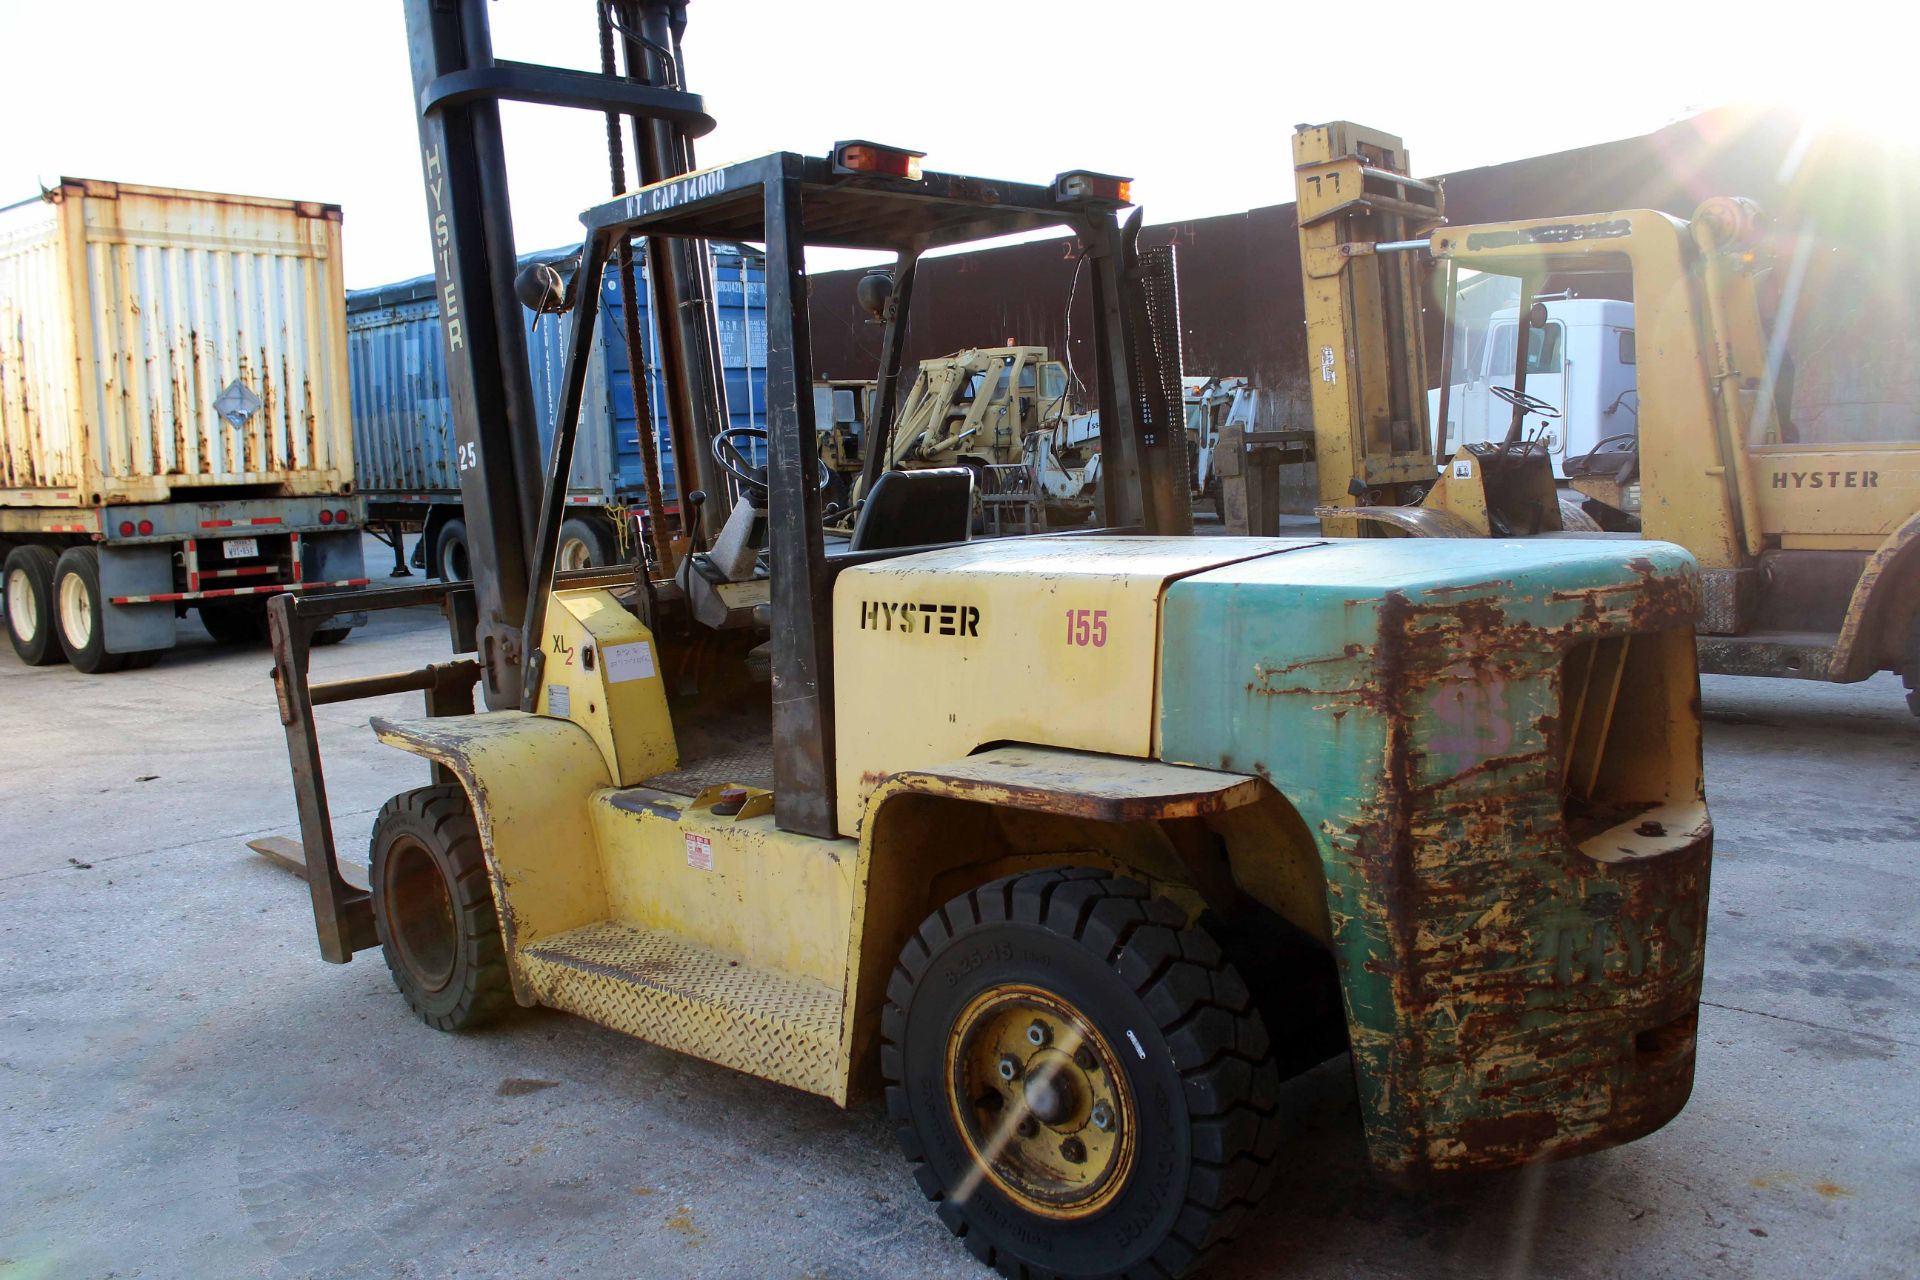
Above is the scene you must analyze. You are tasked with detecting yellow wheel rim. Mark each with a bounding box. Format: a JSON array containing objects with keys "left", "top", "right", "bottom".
[{"left": 944, "top": 983, "right": 1136, "bottom": 1220}]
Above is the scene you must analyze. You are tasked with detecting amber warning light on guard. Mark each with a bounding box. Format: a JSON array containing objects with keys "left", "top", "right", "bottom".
[
  {"left": 1052, "top": 170, "right": 1133, "bottom": 207},
  {"left": 831, "top": 140, "right": 926, "bottom": 181}
]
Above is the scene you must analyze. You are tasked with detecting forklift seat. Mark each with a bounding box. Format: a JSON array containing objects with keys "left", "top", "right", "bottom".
[{"left": 848, "top": 468, "right": 973, "bottom": 552}]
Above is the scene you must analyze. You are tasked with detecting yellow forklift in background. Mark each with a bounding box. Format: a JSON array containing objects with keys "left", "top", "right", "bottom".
[
  {"left": 1293, "top": 120, "right": 1920, "bottom": 712},
  {"left": 262, "top": 11, "right": 1718, "bottom": 1278}
]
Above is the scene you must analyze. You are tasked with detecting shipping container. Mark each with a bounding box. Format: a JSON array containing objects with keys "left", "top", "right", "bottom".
[
  {"left": 346, "top": 242, "right": 766, "bottom": 579},
  {"left": 0, "top": 178, "right": 366, "bottom": 675}
]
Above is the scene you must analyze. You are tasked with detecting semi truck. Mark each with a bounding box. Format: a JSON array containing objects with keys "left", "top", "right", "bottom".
[
  {"left": 1429, "top": 296, "right": 1639, "bottom": 480},
  {"left": 346, "top": 242, "right": 767, "bottom": 580},
  {"left": 0, "top": 178, "right": 367, "bottom": 673}
]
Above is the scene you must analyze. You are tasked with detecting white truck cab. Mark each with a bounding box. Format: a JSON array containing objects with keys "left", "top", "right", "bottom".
[{"left": 1430, "top": 298, "right": 1638, "bottom": 478}]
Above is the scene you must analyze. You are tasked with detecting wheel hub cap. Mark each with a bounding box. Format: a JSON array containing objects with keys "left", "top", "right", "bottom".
[
  {"left": 945, "top": 983, "right": 1135, "bottom": 1219},
  {"left": 6, "top": 568, "right": 35, "bottom": 638},
  {"left": 58, "top": 572, "right": 92, "bottom": 647}
]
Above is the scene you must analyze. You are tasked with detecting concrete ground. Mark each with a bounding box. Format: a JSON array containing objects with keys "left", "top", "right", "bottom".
[{"left": 2, "top": 544, "right": 1916, "bottom": 1280}]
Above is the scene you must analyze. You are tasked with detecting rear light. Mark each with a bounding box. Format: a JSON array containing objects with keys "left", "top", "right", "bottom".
[
  {"left": 831, "top": 140, "right": 925, "bottom": 181},
  {"left": 336, "top": 508, "right": 351, "bottom": 525},
  {"left": 138, "top": 519, "right": 153, "bottom": 535},
  {"left": 1052, "top": 170, "right": 1134, "bottom": 207},
  {"left": 119, "top": 521, "right": 135, "bottom": 536},
  {"left": 319, "top": 509, "right": 334, "bottom": 524}
]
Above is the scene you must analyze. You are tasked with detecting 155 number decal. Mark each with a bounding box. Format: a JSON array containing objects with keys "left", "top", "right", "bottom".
[{"left": 1065, "top": 607, "right": 1108, "bottom": 647}]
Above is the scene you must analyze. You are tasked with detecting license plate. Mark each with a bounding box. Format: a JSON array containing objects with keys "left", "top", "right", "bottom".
[{"left": 223, "top": 538, "right": 259, "bottom": 560}]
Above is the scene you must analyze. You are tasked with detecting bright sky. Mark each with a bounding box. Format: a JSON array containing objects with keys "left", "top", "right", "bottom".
[{"left": 0, "top": 0, "right": 1903, "bottom": 289}]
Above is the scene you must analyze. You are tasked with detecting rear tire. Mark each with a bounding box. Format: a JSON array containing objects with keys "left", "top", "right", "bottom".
[
  {"left": 310, "top": 623, "right": 354, "bottom": 647},
  {"left": 370, "top": 783, "right": 512, "bottom": 1032},
  {"left": 53, "top": 546, "right": 126, "bottom": 673},
  {"left": 435, "top": 518, "right": 470, "bottom": 582},
  {"left": 883, "top": 869, "right": 1281, "bottom": 1280},
  {"left": 556, "top": 515, "right": 616, "bottom": 571},
  {"left": 5, "top": 545, "right": 66, "bottom": 666}
]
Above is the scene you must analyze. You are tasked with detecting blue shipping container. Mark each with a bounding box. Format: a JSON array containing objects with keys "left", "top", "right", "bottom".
[{"left": 347, "top": 241, "right": 767, "bottom": 513}]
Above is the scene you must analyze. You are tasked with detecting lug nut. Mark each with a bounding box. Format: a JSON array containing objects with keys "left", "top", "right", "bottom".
[
  {"left": 997, "top": 1055, "right": 1021, "bottom": 1082},
  {"left": 1016, "top": 1116, "right": 1039, "bottom": 1139},
  {"left": 1026, "top": 1020, "right": 1051, "bottom": 1047},
  {"left": 1060, "top": 1137, "right": 1087, "bottom": 1164},
  {"left": 1090, "top": 1101, "right": 1115, "bottom": 1132},
  {"left": 1074, "top": 1046, "right": 1098, "bottom": 1071}
]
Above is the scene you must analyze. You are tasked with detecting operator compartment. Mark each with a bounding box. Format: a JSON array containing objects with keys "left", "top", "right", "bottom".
[{"left": 1157, "top": 536, "right": 1712, "bottom": 1175}]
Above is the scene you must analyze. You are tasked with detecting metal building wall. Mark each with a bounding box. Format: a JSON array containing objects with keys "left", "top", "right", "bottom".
[{"left": 807, "top": 108, "right": 1920, "bottom": 448}]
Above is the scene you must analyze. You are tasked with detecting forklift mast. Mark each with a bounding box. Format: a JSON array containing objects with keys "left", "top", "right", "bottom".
[
  {"left": 403, "top": 0, "right": 723, "bottom": 710},
  {"left": 1292, "top": 123, "right": 1445, "bottom": 534}
]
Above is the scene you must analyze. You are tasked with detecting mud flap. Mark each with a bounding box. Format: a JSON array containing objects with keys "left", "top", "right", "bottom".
[{"left": 97, "top": 544, "right": 178, "bottom": 653}]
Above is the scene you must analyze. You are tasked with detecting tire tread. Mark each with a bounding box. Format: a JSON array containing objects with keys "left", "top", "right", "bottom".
[{"left": 881, "top": 869, "right": 1281, "bottom": 1280}]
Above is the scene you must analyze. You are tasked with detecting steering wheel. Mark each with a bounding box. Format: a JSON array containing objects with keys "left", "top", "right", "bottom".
[
  {"left": 711, "top": 426, "right": 830, "bottom": 495},
  {"left": 1490, "top": 385, "right": 1562, "bottom": 419}
]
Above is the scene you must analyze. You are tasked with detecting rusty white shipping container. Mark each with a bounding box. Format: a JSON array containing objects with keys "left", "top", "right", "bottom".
[
  {"left": 0, "top": 179, "right": 366, "bottom": 675},
  {"left": 0, "top": 177, "right": 353, "bottom": 503}
]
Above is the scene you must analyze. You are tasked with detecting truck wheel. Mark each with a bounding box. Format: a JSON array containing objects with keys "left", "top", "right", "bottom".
[
  {"left": 310, "top": 622, "right": 355, "bottom": 647},
  {"left": 883, "top": 870, "right": 1281, "bottom": 1280},
  {"left": 53, "top": 547, "right": 127, "bottom": 674},
  {"left": 435, "top": 519, "right": 471, "bottom": 582},
  {"left": 370, "top": 783, "right": 512, "bottom": 1032},
  {"left": 199, "top": 602, "right": 268, "bottom": 646},
  {"left": 4, "top": 545, "right": 65, "bottom": 666},
  {"left": 557, "top": 516, "right": 615, "bottom": 571}
]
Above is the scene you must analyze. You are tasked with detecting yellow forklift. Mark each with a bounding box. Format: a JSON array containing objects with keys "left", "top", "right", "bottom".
[
  {"left": 266, "top": 10, "right": 1716, "bottom": 1278},
  {"left": 1291, "top": 120, "right": 1920, "bottom": 712}
]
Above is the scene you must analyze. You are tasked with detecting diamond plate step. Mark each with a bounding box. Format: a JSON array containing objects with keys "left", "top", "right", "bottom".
[{"left": 518, "top": 922, "right": 844, "bottom": 1099}]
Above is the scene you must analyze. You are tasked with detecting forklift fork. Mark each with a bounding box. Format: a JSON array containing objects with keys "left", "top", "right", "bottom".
[{"left": 267, "top": 587, "right": 484, "bottom": 962}]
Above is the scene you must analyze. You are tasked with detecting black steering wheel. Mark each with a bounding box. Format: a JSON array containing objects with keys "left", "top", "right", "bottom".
[
  {"left": 711, "top": 426, "right": 831, "bottom": 496},
  {"left": 1490, "top": 385, "right": 1562, "bottom": 419}
]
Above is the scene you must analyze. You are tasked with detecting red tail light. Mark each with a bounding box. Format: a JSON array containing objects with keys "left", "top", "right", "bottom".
[
  {"left": 319, "top": 509, "right": 334, "bottom": 525},
  {"left": 138, "top": 519, "right": 154, "bottom": 535},
  {"left": 831, "top": 140, "right": 926, "bottom": 181},
  {"left": 336, "top": 509, "right": 351, "bottom": 525},
  {"left": 119, "top": 521, "right": 135, "bottom": 536}
]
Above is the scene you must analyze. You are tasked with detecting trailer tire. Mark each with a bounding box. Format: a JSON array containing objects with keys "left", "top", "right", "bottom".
[
  {"left": 883, "top": 869, "right": 1281, "bottom": 1280},
  {"left": 200, "top": 602, "right": 268, "bottom": 646},
  {"left": 310, "top": 623, "right": 355, "bottom": 647},
  {"left": 557, "top": 516, "right": 615, "bottom": 571},
  {"left": 53, "top": 546, "right": 127, "bottom": 674},
  {"left": 371, "top": 783, "right": 512, "bottom": 1032},
  {"left": 435, "top": 519, "right": 471, "bottom": 582},
  {"left": 4, "top": 545, "right": 65, "bottom": 666}
]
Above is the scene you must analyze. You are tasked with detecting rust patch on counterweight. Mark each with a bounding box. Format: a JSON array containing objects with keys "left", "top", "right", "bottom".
[{"left": 1305, "top": 573, "right": 1709, "bottom": 1176}]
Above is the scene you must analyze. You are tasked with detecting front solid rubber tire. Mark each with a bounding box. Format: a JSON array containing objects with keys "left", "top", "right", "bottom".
[
  {"left": 54, "top": 546, "right": 127, "bottom": 674},
  {"left": 883, "top": 869, "right": 1281, "bottom": 1280},
  {"left": 4, "top": 545, "right": 65, "bottom": 666},
  {"left": 369, "top": 783, "right": 512, "bottom": 1032}
]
